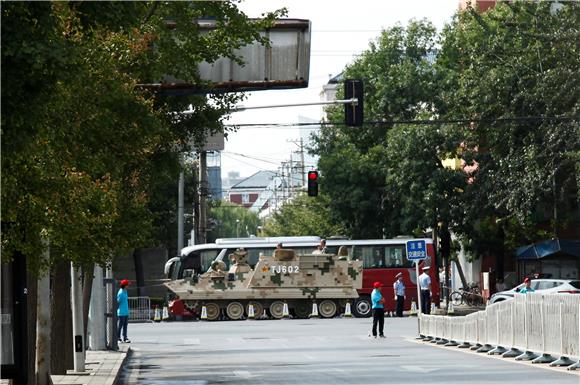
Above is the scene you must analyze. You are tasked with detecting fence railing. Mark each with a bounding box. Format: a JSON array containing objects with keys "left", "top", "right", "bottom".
[
  {"left": 419, "top": 293, "right": 580, "bottom": 369},
  {"left": 128, "top": 296, "right": 152, "bottom": 323}
]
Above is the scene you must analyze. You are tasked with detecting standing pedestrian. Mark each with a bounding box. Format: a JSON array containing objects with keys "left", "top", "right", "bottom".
[
  {"left": 371, "top": 281, "right": 386, "bottom": 338},
  {"left": 519, "top": 277, "right": 535, "bottom": 294},
  {"left": 419, "top": 266, "right": 432, "bottom": 314},
  {"left": 393, "top": 273, "right": 405, "bottom": 317},
  {"left": 117, "top": 279, "right": 131, "bottom": 343}
]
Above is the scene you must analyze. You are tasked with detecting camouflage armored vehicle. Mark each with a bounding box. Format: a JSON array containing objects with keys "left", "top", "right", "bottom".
[{"left": 164, "top": 248, "right": 363, "bottom": 320}]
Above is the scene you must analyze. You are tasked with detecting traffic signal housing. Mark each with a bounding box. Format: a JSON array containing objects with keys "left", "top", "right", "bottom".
[
  {"left": 344, "top": 79, "right": 364, "bottom": 126},
  {"left": 307, "top": 171, "right": 319, "bottom": 197}
]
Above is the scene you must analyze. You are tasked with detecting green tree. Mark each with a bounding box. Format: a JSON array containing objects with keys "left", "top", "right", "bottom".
[
  {"left": 207, "top": 201, "right": 261, "bottom": 241},
  {"left": 311, "top": 19, "right": 443, "bottom": 238},
  {"left": 263, "top": 194, "right": 347, "bottom": 238},
  {"left": 1, "top": 1, "right": 285, "bottom": 272},
  {"left": 437, "top": 1, "right": 580, "bottom": 251}
]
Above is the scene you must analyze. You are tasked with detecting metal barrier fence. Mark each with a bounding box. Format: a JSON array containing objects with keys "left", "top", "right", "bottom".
[
  {"left": 419, "top": 293, "right": 580, "bottom": 369},
  {"left": 128, "top": 296, "right": 152, "bottom": 322}
]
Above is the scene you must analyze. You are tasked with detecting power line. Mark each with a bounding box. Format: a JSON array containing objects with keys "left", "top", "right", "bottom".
[{"left": 224, "top": 116, "right": 580, "bottom": 129}]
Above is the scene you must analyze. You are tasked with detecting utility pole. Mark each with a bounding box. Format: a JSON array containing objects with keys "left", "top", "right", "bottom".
[
  {"left": 288, "top": 138, "right": 306, "bottom": 188},
  {"left": 191, "top": 162, "right": 198, "bottom": 246},
  {"left": 289, "top": 153, "right": 294, "bottom": 198},
  {"left": 199, "top": 151, "right": 208, "bottom": 244},
  {"left": 177, "top": 168, "right": 185, "bottom": 252}
]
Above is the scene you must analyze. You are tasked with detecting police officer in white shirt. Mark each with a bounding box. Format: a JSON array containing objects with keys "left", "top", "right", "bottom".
[{"left": 419, "top": 266, "right": 432, "bottom": 314}]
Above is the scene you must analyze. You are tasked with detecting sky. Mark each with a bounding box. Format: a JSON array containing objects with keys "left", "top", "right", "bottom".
[{"left": 221, "top": 0, "right": 460, "bottom": 179}]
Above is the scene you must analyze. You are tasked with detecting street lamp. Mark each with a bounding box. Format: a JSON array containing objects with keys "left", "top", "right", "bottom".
[{"left": 236, "top": 219, "right": 240, "bottom": 238}]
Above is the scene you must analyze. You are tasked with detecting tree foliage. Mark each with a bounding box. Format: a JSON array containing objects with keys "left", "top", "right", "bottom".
[
  {"left": 311, "top": 3, "right": 579, "bottom": 254},
  {"left": 1, "top": 2, "right": 285, "bottom": 273},
  {"left": 263, "top": 194, "right": 347, "bottom": 238},
  {"left": 207, "top": 201, "right": 260, "bottom": 241}
]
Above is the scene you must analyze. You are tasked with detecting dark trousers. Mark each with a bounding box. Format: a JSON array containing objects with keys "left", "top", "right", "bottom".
[
  {"left": 421, "top": 290, "right": 431, "bottom": 314},
  {"left": 396, "top": 295, "right": 404, "bottom": 317},
  {"left": 372, "top": 308, "right": 384, "bottom": 336},
  {"left": 118, "top": 315, "right": 128, "bottom": 340}
]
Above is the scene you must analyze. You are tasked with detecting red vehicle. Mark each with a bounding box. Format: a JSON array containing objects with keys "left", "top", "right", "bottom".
[
  {"left": 165, "top": 236, "right": 440, "bottom": 318},
  {"left": 324, "top": 238, "right": 439, "bottom": 317}
]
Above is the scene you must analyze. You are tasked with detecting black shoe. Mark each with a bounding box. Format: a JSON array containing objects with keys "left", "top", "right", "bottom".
[
  {"left": 118, "top": 338, "right": 123, "bottom": 343},
  {"left": 123, "top": 339, "right": 131, "bottom": 343},
  {"left": 379, "top": 335, "right": 386, "bottom": 338}
]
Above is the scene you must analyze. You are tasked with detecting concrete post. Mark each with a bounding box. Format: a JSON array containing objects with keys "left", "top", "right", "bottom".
[
  {"left": 88, "top": 265, "right": 106, "bottom": 350},
  {"left": 70, "top": 263, "right": 85, "bottom": 372}
]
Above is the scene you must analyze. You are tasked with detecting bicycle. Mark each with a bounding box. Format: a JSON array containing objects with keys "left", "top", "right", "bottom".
[{"left": 450, "top": 283, "right": 484, "bottom": 306}]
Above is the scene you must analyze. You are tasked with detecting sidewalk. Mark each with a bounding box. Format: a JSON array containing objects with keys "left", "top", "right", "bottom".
[{"left": 50, "top": 347, "right": 130, "bottom": 385}]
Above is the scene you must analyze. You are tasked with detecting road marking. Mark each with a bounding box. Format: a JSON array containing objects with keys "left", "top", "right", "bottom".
[
  {"left": 233, "top": 370, "right": 258, "bottom": 379},
  {"left": 400, "top": 365, "right": 438, "bottom": 373},
  {"left": 183, "top": 338, "right": 200, "bottom": 345},
  {"left": 303, "top": 354, "right": 316, "bottom": 360}
]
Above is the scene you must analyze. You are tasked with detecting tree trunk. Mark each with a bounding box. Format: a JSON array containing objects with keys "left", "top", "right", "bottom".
[
  {"left": 82, "top": 264, "right": 94, "bottom": 347},
  {"left": 453, "top": 257, "right": 469, "bottom": 291},
  {"left": 27, "top": 268, "right": 38, "bottom": 385},
  {"left": 51, "top": 261, "right": 73, "bottom": 374},
  {"left": 36, "top": 271, "right": 51, "bottom": 385},
  {"left": 36, "top": 239, "right": 51, "bottom": 385}
]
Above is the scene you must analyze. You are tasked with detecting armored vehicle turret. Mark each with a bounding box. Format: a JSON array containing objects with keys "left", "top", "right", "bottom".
[{"left": 164, "top": 248, "right": 363, "bottom": 320}]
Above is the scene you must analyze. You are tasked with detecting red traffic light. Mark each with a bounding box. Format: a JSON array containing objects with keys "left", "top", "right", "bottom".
[{"left": 307, "top": 171, "right": 318, "bottom": 196}]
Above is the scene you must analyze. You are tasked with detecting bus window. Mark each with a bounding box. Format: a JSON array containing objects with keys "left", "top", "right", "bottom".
[
  {"left": 354, "top": 246, "right": 385, "bottom": 268},
  {"left": 171, "top": 260, "right": 182, "bottom": 280},
  {"left": 200, "top": 250, "right": 220, "bottom": 273},
  {"left": 385, "top": 245, "right": 409, "bottom": 268}
]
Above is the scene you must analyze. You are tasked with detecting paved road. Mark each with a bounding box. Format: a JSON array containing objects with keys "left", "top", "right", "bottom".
[{"left": 118, "top": 317, "right": 579, "bottom": 385}]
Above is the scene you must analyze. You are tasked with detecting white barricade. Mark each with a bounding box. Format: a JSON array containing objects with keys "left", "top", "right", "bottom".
[
  {"left": 464, "top": 313, "right": 478, "bottom": 344},
  {"left": 477, "top": 311, "right": 486, "bottom": 345},
  {"left": 487, "top": 304, "right": 498, "bottom": 347},
  {"left": 128, "top": 296, "right": 152, "bottom": 323},
  {"left": 542, "top": 294, "right": 561, "bottom": 356},
  {"left": 560, "top": 296, "right": 580, "bottom": 358},
  {"left": 513, "top": 295, "right": 527, "bottom": 349},
  {"left": 496, "top": 300, "right": 512, "bottom": 348},
  {"left": 418, "top": 294, "right": 579, "bottom": 363},
  {"left": 525, "top": 294, "right": 543, "bottom": 353}
]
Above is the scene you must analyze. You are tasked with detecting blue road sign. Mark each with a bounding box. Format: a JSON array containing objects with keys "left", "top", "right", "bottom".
[{"left": 406, "top": 240, "right": 427, "bottom": 261}]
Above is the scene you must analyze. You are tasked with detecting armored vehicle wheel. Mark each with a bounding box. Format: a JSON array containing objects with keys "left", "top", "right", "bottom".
[
  {"left": 269, "top": 301, "right": 285, "bottom": 319},
  {"left": 226, "top": 302, "right": 245, "bottom": 320},
  {"left": 204, "top": 302, "right": 220, "bottom": 321},
  {"left": 353, "top": 296, "right": 372, "bottom": 318},
  {"left": 293, "top": 301, "right": 311, "bottom": 319},
  {"left": 319, "top": 300, "right": 337, "bottom": 318},
  {"left": 246, "top": 302, "right": 263, "bottom": 318}
]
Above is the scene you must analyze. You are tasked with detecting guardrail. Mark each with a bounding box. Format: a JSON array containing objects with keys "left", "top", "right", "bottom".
[
  {"left": 128, "top": 296, "right": 152, "bottom": 323},
  {"left": 419, "top": 293, "right": 580, "bottom": 370}
]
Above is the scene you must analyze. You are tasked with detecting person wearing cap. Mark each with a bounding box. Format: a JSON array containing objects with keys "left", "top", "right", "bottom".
[
  {"left": 371, "top": 281, "right": 386, "bottom": 338},
  {"left": 393, "top": 273, "right": 406, "bottom": 317},
  {"left": 419, "top": 266, "right": 432, "bottom": 314},
  {"left": 519, "top": 277, "right": 535, "bottom": 294},
  {"left": 117, "top": 279, "right": 131, "bottom": 343}
]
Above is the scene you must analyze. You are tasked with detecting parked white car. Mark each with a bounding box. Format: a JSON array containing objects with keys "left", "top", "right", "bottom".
[{"left": 489, "top": 279, "right": 580, "bottom": 304}]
